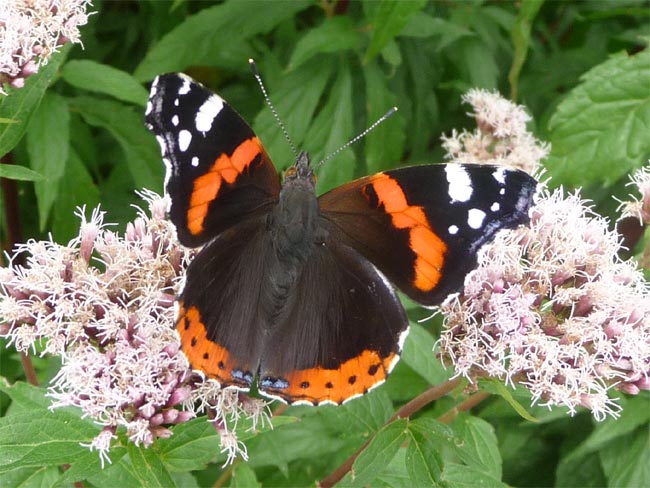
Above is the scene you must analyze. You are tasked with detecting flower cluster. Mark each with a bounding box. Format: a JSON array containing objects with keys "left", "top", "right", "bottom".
[
  {"left": 441, "top": 88, "right": 549, "bottom": 174},
  {"left": 438, "top": 91, "right": 649, "bottom": 420},
  {"left": 0, "top": 0, "right": 92, "bottom": 94},
  {"left": 619, "top": 165, "right": 650, "bottom": 226},
  {"left": 439, "top": 189, "right": 649, "bottom": 420},
  {"left": 0, "top": 192, "right": 267, "bottom": 466}
]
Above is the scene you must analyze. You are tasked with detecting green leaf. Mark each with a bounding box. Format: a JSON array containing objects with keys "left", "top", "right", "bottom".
[
  {"left": 306, "top": 62, "right": 354, "bottom": 193},
  {"left": 364, "top": 0, "right": 427, "bottom": 62},
  {"left": 289, "top": 17, "right": 361, "bottom": 70},
  {"left": 400, "top": 12, "right": 474, "bottom": 48},
  {"left": 454, "top": 416, "right": 502, "bottom": 481},
  {"left": 252, "top": 59, "right": 334, "bottom": 171},
  {"left": 56, "top": 447, "right": 127, "bottom": 487},
  {"left": 454, "top": 36, "right": 500, "bottom": 89},
  {"left": 26, "top": 91, "right": 70, "bottom": 230},
  {"left": 0, "top": 410, "right": 98, "bottom": 474},
  {"left": 0, "top": 379, "right": 51, "bottom": 411},
  {"left": 0, "top": 46, "right": 69, "bottom": 157},
  {"left": 508, "top": 0, "right": 545, "bottom": 99},
  {"left": 61, "top": 60, "right": 149, "bottom": 106},
  {"left": 363, "top": 59, "right": 405, "bottom": 174},
  {"left": 134, "top": 0, "right": 311, "bottom": 81},
  {"left": 229, "top": 462, "right": 261, "bottom": 488},
  {"left": 563, "top": 395, "right": 650, "bottom": 463},
  {"left": 341, "top": 419, "right": 408, "bottom": 487},
  {"left": 546, "top": 50, "right": 650, "bottom": 186},
  {"left": 0, "top": 163, "right": 43, "bottom": 181},
  {"left": 89, "top": 443, "right": 175, "bottom": 488},
  {"left": 1, "top": 466, "right": 61, "bottom": 488},
  {"left": 442, "top": 462, "right": 507, "bottom": 488},
  {"left": 477, "top": 378, "right": 538, "bottom": 423},
  {"left": 401, "top": 325, "right": 451, "bottom": 386},
  {"left": 599, "top": 426, "right": 649, "bottom": 488},
  {"left": 406, "top": 420, "right": 446, "bottom": 486},
  {"left": 156, "top": 418, "right": 221, "bottom": 472},
  {"left": 72, "top": 96, "right": 163, "bottom": 191},
  {"left": 51, "top": 149, "right": 100, "bottom": 242}
]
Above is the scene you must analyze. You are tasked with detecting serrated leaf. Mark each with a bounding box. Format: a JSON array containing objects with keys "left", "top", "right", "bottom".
[
  {"left": 341, "top": 419, "right": 408, "bottom": 487},
  {"left": 229, "top": 463, "right": 261, "bottom": 488},
  {"left": 0, "top": 410, "right": 98, "bottom": 473},
  {"left": 546, "top": 50, "right": 650, "bottom": 186},
  {"left": 401, "top": 325, "right": 451, "bottom": 385},
  {"left": 134, "top": 0, "right": 311, "bottom": 81},
  {"left": 289, "top": 16, "right": 360, "bottom": 70},
  {"left": 51, "top": 149, "right": 100, "bottom": 242},
  {"left": 155, "top": 418, "right": 221, "bottom": 472},
  {"left": 365, "top": 0, "right": 427, "bottom": 62},
  {"left": 26, "top": 91, "right": 70, "bottom": 229},
  {"left": 71, "top": 96, "right": 163, "bottom": 190},
  {"left": 363, "top": 59, "right": 405, "bottom": 174},
  {"left": 0, "top": 163, "right": 43, "bottom": 181},
  {"left": 306, "top": 62, "right": 354, "bottom": 193},
  {"left": 61, "top": 60, "right": 149, "bottom": 106},
  {"left": 0, "top": 46, "right": 69, "bottom": 157},
  {"left": 406, "top": 422, "right": 445, "bottom": 487},
  {"left": 454, "top": 416, "right": 502, "bottom": 481},
  {"left": 477, "top": 377, "right": 538, "bottom": 423}
]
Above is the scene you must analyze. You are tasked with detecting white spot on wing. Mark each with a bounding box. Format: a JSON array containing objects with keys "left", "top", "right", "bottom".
[
  {"left": 178, "top": 77, "right": 191, "bottom": 95},
  {"left": 397, "top": 327, "right": 410, "bottom": 351},
  {"left": 490, "top": 202, "right": 500, "bottom": 212},
  {"left": 171, "top": 115, "right": 179, "bottom": 126},
  {"left": 145, "top": 100, "right": 153, "bottom": 116},
  {"left": 493, "top": 167, "right": 507, "bottom": 185},
  {"left": 178, "top": 130, "right": 192, "bottom": 152},
  {"left": 195, "top": 95, "right": 224, "bottom": 133},
  {"left": 445, "top": 164, "right": 473, "bottom": 203},
  {"left": 448, "top": 224, "right": 459, "bottom": 235},
  {"left": 467, "top": 208, "right": 486, "bottom": 229},
  {"left": 191, "top": 157, "right": 199, "bottom": 167}
]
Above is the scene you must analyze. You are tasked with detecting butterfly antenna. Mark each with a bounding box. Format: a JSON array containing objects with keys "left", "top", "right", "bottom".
[
  {"left": 249, "top": 58, "right": 298, "bottom": 157},
  {"left": 315, "top": 106, "right": 398, "bottom": 168}
]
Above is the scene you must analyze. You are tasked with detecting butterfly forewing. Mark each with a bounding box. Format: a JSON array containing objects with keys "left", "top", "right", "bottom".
[
  {"left": 319, "top": 164, "right": 536, "bottom": 306},
  {"left": 145, "top": 73, "right": 280, "bottom": 247}
]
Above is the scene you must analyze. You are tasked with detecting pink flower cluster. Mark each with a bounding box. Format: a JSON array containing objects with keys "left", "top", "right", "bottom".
[
  {"left": 0, "top": 0, "right": 91, "bottom": 93},
  {"left": 438, "top": 90, "right": 649, "bottom": 420},
  {"left": 0, "top": 192, "right": 268, "bottom": 466}
]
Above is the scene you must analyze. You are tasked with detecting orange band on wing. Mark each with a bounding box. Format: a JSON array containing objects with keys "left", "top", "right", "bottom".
[
  {"left": 262, "top": 350, "right": 397, "bottom": 405},
  {"left": 176, "top": 303, "right": 251, "bottom": 388},
  {"left": 187, "top": 137, "right": 264, "bottom": 235},
  {"left": 367, "top": 174, "right": 447, "bottom": 291}
]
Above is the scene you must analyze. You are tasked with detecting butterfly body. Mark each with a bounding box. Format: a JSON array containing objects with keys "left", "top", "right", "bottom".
[{"left": 145, "top": 72, "right": 537, "bottom": 405}]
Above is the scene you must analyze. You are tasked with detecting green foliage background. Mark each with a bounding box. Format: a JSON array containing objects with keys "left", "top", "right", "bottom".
[{"left": 0, "top": 1, "right": 648, "bottom": 487}]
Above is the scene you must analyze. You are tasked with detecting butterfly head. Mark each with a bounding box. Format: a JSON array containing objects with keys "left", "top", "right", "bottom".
[{"left": 284, "top": 151, "right": 316, "bottom": 189}]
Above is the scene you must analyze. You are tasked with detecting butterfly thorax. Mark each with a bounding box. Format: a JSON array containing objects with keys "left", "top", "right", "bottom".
[{"left": 265, "top": 151, "right": 323, "bottom": 325}]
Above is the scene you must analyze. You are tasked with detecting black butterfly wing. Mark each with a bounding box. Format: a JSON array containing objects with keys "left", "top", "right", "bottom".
[
  {"left": 318, "top": 164, "right": 537, "bottom": 306},
  {"left": 257, "top": 233, "right": 408, "bottom": 405},
  {"left": 175, "top": 216, "right": 274, "bottom": 390},
  {"left": 145, "top": 73, "right": 280, "bottom": 247}
]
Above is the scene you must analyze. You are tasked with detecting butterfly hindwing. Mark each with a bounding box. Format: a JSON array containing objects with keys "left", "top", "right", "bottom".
[
  {"left": 175, "top": 216, "right": 273, "bottom": 390},
  {"left": 257, "top": 232, "right": 408, "bottom": 405},
  {"left": 145, "top": 73, "right": 280, "bottom": 247},
  {"left": 319, "top": 164, "right": 537, "bottom": 305}
]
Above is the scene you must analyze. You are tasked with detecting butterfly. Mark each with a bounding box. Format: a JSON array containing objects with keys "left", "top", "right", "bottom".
[{"left": 145, "top": 72, "right": 537, "bottom": 406}]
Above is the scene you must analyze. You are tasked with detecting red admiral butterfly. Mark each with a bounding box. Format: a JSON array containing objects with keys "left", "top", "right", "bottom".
[{"left": 145, "top": 72, "right": 536, "bottom": 405}]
